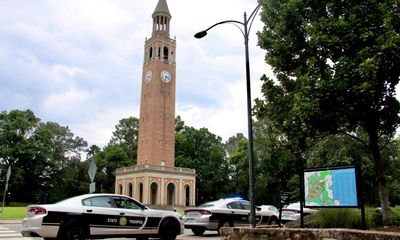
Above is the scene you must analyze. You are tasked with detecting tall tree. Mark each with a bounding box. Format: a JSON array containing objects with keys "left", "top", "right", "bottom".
[
  {"left": 258, "top": 0, "right": 400, "bottom": 225},
  {"left": 0, "top": 110, "right": 87, "bottom": 202},
  {"left": 253, "top": 120, "right": 299, "bottom": 206},
  {"left": 224, "top": 133, "right": 246, "bottom": 158},
  {"left": 175, "top": 124, "right": 230, "bottom": 203},
  {"left": 109, "top": 117, "right": 139, "bottom": 162}
]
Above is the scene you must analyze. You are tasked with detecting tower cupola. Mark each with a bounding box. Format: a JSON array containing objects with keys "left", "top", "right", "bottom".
[{"left": 152, "top": 0, "right": 171, "bottom": 38}]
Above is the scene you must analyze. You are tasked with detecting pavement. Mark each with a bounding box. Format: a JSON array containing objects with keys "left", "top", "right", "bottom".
[{"left": 0, "top": 220, "right": 22, "bottom": 224}]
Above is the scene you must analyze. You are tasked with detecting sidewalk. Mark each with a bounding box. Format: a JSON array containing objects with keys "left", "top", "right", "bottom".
[{"left": 0, "top": 220, "right": 22, "bottom": 224}]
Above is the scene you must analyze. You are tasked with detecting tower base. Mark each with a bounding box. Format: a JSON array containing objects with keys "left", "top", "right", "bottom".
[{"left": 115, "top": 165, "right": 196, "bottom": 207}]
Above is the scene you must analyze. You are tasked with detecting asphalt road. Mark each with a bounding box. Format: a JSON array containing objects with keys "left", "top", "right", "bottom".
[{"left": 0, "top": 222, "right": 221, "bottom": 240}]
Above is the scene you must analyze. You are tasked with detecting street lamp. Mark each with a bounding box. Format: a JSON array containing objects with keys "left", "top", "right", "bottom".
[{"left": 194, "top": 4, "right": 261, "bottom": 228}]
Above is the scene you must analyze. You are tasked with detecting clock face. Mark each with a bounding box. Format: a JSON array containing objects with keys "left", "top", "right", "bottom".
[
  {"left": 145, "top": 70, "right": 152, "bottom": 83},
  {"left": 160, "top": 70, "right": 172, "bottom": 83}
]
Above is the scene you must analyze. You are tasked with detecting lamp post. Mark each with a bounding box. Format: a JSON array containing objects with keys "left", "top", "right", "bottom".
[{"left": 194, "top": 4, "right": 261, "bottom": 228}]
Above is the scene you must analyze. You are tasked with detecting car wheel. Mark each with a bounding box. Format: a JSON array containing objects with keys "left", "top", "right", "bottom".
[
  {"left": 60, "top": 223, "right": 88, "bottom": 240},
  {"left": 191, "top": 227, "right": 205, "bottom": 236},
  {"left": 269, "top": 217, "right": 278, "bottom": 225},
  {"left": 217, "top": 221, "right": 232, "bottom": 235},
  {"left": 159, "top": 218, "right": 180, "bottom": 240}
]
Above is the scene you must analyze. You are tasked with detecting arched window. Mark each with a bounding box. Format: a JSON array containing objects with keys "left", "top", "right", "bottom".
[
  {"left": 128, "top": 183, "right": 133, "bottom": 197},
  {"left": 185, "top": 185, "right": 190, "bottom": 206},
  {"left": 167, "top": 183, "right": 175, "bottom": 205},
  {"left": 118, "top": 184, "right": 123, "bottom": 194},
  {"left": 138, "top": 183, "right": 143, "bottom": 203},
  {"left": 149, "top": 47, "right": 153, "bottom": 59},
  {"left": 151, "top": 182, "right": 158, "bottom": 205},
  {"left": 163, "top": 47, "right": 169, "bottom": 60}
]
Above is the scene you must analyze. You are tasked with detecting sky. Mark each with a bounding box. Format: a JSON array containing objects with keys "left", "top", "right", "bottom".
[{"left": 0, "top": 0, "right": 274, "bottom": 148}]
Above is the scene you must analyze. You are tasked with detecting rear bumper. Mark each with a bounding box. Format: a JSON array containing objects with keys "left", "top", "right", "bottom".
[{"left": 21, "top": 218, "right": 59, "bottom": 238}]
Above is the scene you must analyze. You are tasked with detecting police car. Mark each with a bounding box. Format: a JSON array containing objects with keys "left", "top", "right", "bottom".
[
  {"left": 21, "top": 193, "right": 183, "bottom": 240},
  {"left": 182, "top": 198, "right": 278, "bottom": 236}
]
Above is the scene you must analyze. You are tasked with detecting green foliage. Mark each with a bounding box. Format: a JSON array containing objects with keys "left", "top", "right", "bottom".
[
  {"left": 0, "top": 110, "right": 87, "bottom": 203},
  {"left": 257, "top": 0, "right": 400, "bottom": 224},
  {"left": 315, "top": 208, "right": 362, "bottom": 228},
  {"left": 390, "top": 206, "right": 400, "bottom": 226},
  {"left": 1, "top": 206, "right": 27, "bottom": 220},
  {"left": 108, "top": 117, "right": 139, "bottom": 163},
  {"left": 313, "top": 207, "right": 400, "bottom": 229},
  {"left": 175, "top": 123, "right": 230, "bottom": 203},
  {"left": 253, "top": 119, "right": 299, "bottom": 206}
]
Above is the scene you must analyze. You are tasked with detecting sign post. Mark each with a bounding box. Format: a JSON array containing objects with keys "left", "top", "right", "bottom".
[
  {"left": 279, "top": 192, "right": 289, "bottom": 227},
  {"left": 88, "top": 160, "right": 97, "bottom": 193},
  {"left": 1, "top": 166, "right": 11, "bottom": 219}
]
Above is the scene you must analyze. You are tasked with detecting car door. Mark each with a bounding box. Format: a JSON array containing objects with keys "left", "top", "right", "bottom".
[
  {"left": 241, "top": 201, "right": 263, "bottom": 225},
  {"left": 111, "top": 196, "right": 149, "bottom": 236},
  {"left": 82, "top": 196, "right": 120, "bottom": 236},
  {"left": 226, "top": 201, "right": 250, "bottom": 227}
]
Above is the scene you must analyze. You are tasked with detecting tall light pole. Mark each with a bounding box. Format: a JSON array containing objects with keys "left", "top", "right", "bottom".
[{"left": 194, "top": 3, "right": 261, "bottom": 228}]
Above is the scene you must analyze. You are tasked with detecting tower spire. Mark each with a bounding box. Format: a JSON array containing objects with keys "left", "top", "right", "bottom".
[
  {"left": 153, "top": 0, "right": 171, "bottom": 17},
  {"left": 152, "top": 0, "right": 171, "bottom": 37}
]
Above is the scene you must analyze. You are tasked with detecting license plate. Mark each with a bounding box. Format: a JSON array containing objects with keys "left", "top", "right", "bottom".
[{"left": 185, "top": 218, "right": 196, "bottom": 223}]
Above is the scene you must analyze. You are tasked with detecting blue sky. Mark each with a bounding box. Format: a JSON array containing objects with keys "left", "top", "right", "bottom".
[{"left": 0, "top": 0, "right": 274, "bottom": 147}]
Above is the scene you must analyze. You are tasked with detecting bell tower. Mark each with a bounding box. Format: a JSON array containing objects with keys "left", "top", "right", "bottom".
[
  {"left": 115, "top": 0, "right": 196, "bottom": 208},
  {"left": 138, "top": 0, "right": 176, "bottom": 167}
]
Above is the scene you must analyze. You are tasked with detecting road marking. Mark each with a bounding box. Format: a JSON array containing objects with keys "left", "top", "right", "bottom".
[{"left": 0, "top": 225, "right": 33, "bottom": 239}]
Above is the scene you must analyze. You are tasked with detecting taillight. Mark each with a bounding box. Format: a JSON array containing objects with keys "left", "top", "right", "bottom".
[
  {"left": 27, "top": 207, "right": 47, "bottom": 215},
  {"left": 199, "top": 210, "right": 211, "bottom": 215}
]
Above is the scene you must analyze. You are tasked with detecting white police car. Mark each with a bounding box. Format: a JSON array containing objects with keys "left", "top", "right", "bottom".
[
  {"left": 21, "top": 193, "right": 183, "bottom": 240},
  {"left": 182, "top": 198, "right": 278, "bottom": 236}
]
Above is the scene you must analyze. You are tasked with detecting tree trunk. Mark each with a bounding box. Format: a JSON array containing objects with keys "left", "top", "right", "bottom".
[{"left": 369, "top": 131, "right": 393, "bottom": 226}]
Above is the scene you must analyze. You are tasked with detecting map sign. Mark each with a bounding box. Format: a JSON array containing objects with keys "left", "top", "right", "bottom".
[{"left": 304, "top": 167, "right": 358, "bottom": 207}]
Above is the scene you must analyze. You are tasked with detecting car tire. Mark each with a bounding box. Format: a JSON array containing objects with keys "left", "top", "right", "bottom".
[
  {"left": 217, "top": 221, "right": 232, "bottom": 235},
  {"left": 159, "top": 218, "right": 180, "bottom": 240},
  {"left": 268, "top": 217, "right": 278, "bottom": 225},
  {"left": 191, "top": 227, "right": 205, "bottom": 236},
  {"left": 60, "top": 223, "right": 88, "bottom": 240}
]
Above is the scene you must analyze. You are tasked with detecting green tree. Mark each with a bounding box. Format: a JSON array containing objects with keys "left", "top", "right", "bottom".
[
  {"left": 108, "top": 117, "right": 139, "bottom": 163},
  {"left": 227, "top": 138, "right": 250, "bottom": 199},
  {"left": 224, "top": 133, "right": 246, "bottom": 158},
  {"left": 175, "top": 122, "right": 230, "bottom": 203},
  {"left": 253, "top": 120, "right": 299, "bottom": 206},
  {"left": 257, "top": 0, "right": 400, "bottom": 225},
  {"left": 0, "top": 110, "right": 87, "bottom": 202},
  {"left": 93, "top": 145, "right": 131, "bottom": 193}
]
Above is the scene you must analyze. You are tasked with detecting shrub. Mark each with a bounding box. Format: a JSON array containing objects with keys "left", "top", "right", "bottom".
[
  {"left": 390, "top": 206, "right": 400, "bottom": 226},
  {"left": 315, "top": 208, "right": 363, "bottom": 228}
]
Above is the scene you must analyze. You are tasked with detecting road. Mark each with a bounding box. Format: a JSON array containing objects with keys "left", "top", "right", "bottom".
[{"left": 0, "top": 223, "right": 221, "bottom": 240}]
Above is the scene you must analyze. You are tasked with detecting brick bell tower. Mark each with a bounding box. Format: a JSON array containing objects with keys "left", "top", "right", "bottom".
[
  {"left": 137, "top": 0, "right": 176, "bottom": 168},
  {"left": 115, "top": 0, "right": 196, "bottom": 207}
]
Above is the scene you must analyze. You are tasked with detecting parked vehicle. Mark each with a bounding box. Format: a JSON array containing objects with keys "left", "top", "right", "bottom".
[
  {"left": 281, "top": 202, "right": 317, "bottom": 222},
  {"left": 182, "top": 198, "right": 278, "bottom": 236},
  {"left": 21, "top": 193, "right": 183, "bottom": 240},
  {"left": 259, "top": 205, "right": 279, "bottom": 218}
]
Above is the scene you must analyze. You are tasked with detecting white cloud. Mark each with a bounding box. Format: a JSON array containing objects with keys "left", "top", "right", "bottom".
[
  {"left": 43, "top": 87, "right": 90, "bottom": 112},
  {"left": 0, "top": 0, "right": 271, "bottom": 148}
]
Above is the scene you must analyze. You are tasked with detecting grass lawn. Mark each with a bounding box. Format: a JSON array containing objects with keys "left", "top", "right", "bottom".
[{"left": 1, "top": 206, "right": 26, "bottom": 220}]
